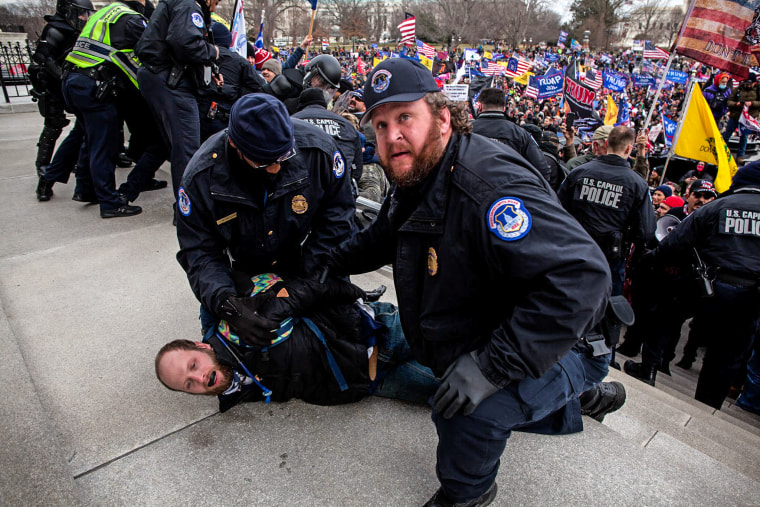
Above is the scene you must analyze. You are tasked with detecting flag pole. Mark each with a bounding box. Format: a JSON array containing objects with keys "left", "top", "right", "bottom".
[
  {"left": 308, "top": 9, "right": 316, "bottom": 38},
  {"left": 659, "top": 80, "right": 696, "bottom": 186},
  {"left": 643, "top": 51, "right": 676, "bottom": 131},
  {"left": 228, "top": 0, "right": 239, "bottom": 31}
]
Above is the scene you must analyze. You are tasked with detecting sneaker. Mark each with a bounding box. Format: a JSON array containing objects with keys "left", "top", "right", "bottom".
[
  {"left": 100, "top": 204, "right": 142, "bottom": 218},
  {"left": 580, "top": 381, "right": 626, "bottom": 422},
  {"left": 423, "top": 483, "right": 497, "bottom": 507}
]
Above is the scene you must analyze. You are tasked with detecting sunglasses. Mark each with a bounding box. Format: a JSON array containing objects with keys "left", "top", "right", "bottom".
[
  {"left": 691, "top": 192, "right": 714, "bottom": 199},
  {"left": 244, "top": 146, "right": 297, "bottom": 170}
]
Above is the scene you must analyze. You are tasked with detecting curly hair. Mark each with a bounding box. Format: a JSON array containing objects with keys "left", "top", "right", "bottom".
[{"left": 424, "top": 92, "right": 472, "bottom": 135}]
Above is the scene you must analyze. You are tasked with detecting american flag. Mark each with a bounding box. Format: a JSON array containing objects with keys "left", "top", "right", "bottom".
[
  {"left": 416, "top": 39, "right": 436, "bottom": 59},
  {"left": 480, "top": 61, "right": 504, "bottom": 76},
  {"left": 397, "top": 13, "right": 415, "bottom": 46},
  {"left": 583, "top": 68, "right": 603, "bottom": 90},
  {"left": 504, "top": 56, "right": 532, "bottom": 78},
  {"left": 643, "top": 41, "right": 669, "bottom": 59},
  {"left": 524, "top": 75, "right": 538, "bottom": 99}
]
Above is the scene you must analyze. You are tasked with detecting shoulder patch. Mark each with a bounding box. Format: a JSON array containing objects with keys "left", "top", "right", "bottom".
[
  {"left": 332, "top": 150, "right": 345, "bottom": 178},
  {"left": 487, "top": 197, "right": 532, "bottom": 241},
  {"left": 191, "top": 12, "right": 204, "bottom": 28},
  {"left": 178, "top": 187, "right": 192, "bottom": 216},
  {"left": 371, "top": 69, "right": 392, "bottom": 93}
]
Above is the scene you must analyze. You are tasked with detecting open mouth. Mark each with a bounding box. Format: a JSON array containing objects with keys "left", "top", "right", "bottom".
[
  {"left": 391, "top": 151, "right": 409, "bottom": 159},
  {"left": 208, "top": 370, "right": 217, "bottom": 388}
]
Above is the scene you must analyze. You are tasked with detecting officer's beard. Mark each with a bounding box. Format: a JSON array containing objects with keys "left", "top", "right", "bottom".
[{"left": 379, "top": 120, "right": 445, "bottom": 188}]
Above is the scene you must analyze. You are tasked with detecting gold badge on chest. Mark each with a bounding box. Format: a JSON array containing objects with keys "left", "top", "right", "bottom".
[
  {"left": 427, "top": 247, "right": 438, "bottom": 276},
  {"left": 291, "top": 195, "right": 308, "bottom": 214}
]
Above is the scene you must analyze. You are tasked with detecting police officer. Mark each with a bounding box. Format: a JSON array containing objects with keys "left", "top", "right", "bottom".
[
  {"left": 29, "top": 0, "right": 93, "bottom": 180},
  {"left": 135, "top": 0, "right": 221, "bottom": 200},
  {"left": 292, "top": 87, "right": 363, "bottom": 188},
  {"left": 558, "top": 126, "right": 656, "bottom": 296},
  {"left": 61, "top": 0, "right": 150, "bottom": 217},
  {"left": 628, "top": 163, "right": 760, "bottom": 409},
  {"left": 472, "top": 88, "right": 552, "bottom": 185},
  {"left": 176, "top": 94, "right": 356, "bottom": 345},
  {"left": 325, "top": 59, "right": 618, "bottom": 506},
  {"left": 197, "top": 23, "right": 265, "bottom": 142}
]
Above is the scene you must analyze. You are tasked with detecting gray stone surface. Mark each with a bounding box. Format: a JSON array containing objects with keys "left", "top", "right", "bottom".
[{"left": 2, "top": 103, "right": 760, "bottom": 506}]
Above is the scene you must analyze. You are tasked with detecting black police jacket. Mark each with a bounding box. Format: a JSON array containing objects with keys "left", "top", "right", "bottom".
[
  {"left": 208, "top": 290, "right": 370, "bottom": 412},
  {"left": 135, "top": 0, "right": 216, "bottom": 73},
  {"left": 471, "top": 112, "right": 552, "bottom": 184},
  {"left": 330, "top": 133, "right": 611, "bottom": 386},
  {"left": 176, "top": 120, "right": 356, "bottom": 315},
  {"left": 30, "top": 15, "right": 79, "bottom": 96},
  {"left": 292, "top": 105, "right": 364, "bottom": 182},
  {"left": 656, "top": 188, "right": 760, "bottom": 277},
  {"left": 558, "top": 154, "right": 656, "bottom": 248},
  {"left": 197, "top": 46, "right": 264, "bottom": 112}
]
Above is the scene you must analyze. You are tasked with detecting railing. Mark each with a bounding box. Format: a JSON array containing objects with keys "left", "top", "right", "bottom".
[{"left": 0, "top": 40, "right": 35, "bottom": 103}]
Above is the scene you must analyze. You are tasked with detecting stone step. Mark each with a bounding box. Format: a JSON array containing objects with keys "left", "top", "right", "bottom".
[{"left": 605, "top": 369, "right": 760, "bottom": 478}]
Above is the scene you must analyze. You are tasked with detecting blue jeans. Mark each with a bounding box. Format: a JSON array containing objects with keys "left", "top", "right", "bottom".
[
  {"left": 723, "top": 116, "right": 749, "bottom": 158},
  {"left": 737, "top": 342, "right": 760, "bottom": 415},
  {"left": 431, "top": 345, "right": 608, "bottom": 503}
]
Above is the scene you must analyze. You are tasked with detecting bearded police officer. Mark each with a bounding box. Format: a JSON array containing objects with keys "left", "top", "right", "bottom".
[
  {"left": 558, "top": 126, "right": 656, "bottom": 295},
  {"left": 323, "top": 58, "right": 621, "bottom": 506},
  {"left": 176, "top": 94, "right": 356, "bottom": 346},
  {"left": 627, "top": 163, "right": 760, "bottom": 409},
  {"left": 135, "top": 0, "right": 221, "bottom": 201}
]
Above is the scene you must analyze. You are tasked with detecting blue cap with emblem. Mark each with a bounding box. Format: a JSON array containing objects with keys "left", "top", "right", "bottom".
[
  {"left": 360, "top": 58, "right": 440, "bottom": 127},
  {"left": 228, "top": 94, "right": 295, "bottom": 164}
]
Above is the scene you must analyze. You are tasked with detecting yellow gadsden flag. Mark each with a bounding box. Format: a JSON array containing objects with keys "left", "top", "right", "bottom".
[
  {"left": 513, "top": 71, "right": 534, "bottom": 86},
  {"left": 673, "top": 85, "right": 738, "bottom": 193},
  {"left": 419, "top": 54, "right": 434, "bottom": 71},
  {"left": 604, "top": 95, "right": 618, "bottom": 126},
  {"left": 373, "top": 55, "right": 388, "bottom": 67}
]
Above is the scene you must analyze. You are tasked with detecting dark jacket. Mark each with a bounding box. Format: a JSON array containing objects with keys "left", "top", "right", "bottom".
[
  {"left": 197, "top": 46, "right": 264, "bottom": 113},
  {"left": 176, "top": 120, "right": 356, "bottom": 315},
  {"left": 702, "top": 83, "right": 732, "bottom": 121},
  {"left": 471, "top": 112, "right": 552, "bottom": 184},
  {"left": 330, "top": 133, "right": 610, "bottom": 385},
  {"left": 656, "top": 189, "right": 760, "bottom": 277},
  {"left": 558, "top": 154, "right": 656, "bottom": 254},
  {"left": 30, "top": 14, "right": 79, "bottom": 98},
  {"left": 292, "top": 104, "right": 364, "bottom": 182},
  {"left": 728, "top": 84, "right": 760, "bottom": 120},
  {"left": 135, "top": 0, "right": 217, "bottom": 75}
]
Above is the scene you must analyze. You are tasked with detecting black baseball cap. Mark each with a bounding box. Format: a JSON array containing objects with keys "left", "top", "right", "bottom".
[{"left": 360, "top": 58, "right": 440, "bottom": 126}]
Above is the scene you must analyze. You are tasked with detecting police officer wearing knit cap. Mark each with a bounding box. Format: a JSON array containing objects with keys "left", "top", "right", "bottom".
[
  {"left": 627, "top": 162, "right": 760, "bottom": 409},
  {"left": 323, "top": 58, "right": 622, "bottom": 506},
  {"left": 197, "top": 22, "right": 265, "bottom": 141},
  {"left": 176, "top": 94, "right": 356, "bottom": 345}
]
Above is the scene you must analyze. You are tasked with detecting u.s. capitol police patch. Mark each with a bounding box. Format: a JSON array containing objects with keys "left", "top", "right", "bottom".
[
  {"left": 191, "top": 12, "right": 204, "bottom": 28},
  {"left": 371, "top": 69, "right": 392, "bottom": 93},
  {"left": 487, "top": 197, "right": 531, "bottom": 241},
  {"left": 332, "top": 150, "right": 345, "bottom": 178},
  {"left": 178, "top": 187, "right": 191, "bottom": 216}
]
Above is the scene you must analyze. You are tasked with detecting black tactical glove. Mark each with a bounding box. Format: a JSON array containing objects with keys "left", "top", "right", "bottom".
[
  {"left": 433, "top": 351, "right": 500, "bottom": 419},
  {"left": 255, "top": 277, "right": 366, "bottom": 323},
  {"left": 219, "top": 295, "right": 280, "bottom": 348}
]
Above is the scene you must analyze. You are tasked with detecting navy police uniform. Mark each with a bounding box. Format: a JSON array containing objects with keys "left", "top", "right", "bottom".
[
  {"left": 331, "top": 132, "right": 611, "bottom": 502},
  {"left": 471, "top": 111, "right": 552, "bottom": 186},
  {"left": 653, "top": 181, "right": 760, "bottom": 409},
  {"left": 176, "top": 119, "right": 356, "bottom": 317},
  {"left": 292, "top": 104, "right": 364, "bottom": 183},
  {"left": 135, "top": 0, "right": 218, "bottom": 196},
  {"left": 558, "top": 154, "right": 656, "bottom": 295}
]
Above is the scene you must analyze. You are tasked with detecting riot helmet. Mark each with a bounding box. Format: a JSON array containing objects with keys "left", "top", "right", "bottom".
[
  {"left": 302, "top": 54, "right": 341, "bottom": 89},
  {"left": 57, "top": 0, "right": 95, "bottom": 31}
]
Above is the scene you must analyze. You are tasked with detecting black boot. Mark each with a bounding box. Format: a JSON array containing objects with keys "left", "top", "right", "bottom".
[
  {"left": 423, "top": 483, "right": 497, "bottom": 507},
  {"left": 658, "top": 362, "right": 671, "bottom": 376},
  {"left": 675, "top": 356, "right": 694, "bottom": 370},
  {"left": 580, "top": 381, "right": 627, "bottom": 422},
  {"left": 616, "top": 339, "right": 642, "bottom": 357},
  {"left": 36, "top": 177, "right": 54, "bottom": 202},
  {"left": 624, "top": 360, "right": 657, "bottom": 386}
]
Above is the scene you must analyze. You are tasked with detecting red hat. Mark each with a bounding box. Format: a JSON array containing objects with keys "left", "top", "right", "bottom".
[
  {"left": 714, "top": 73, "right": 730, "bottom": 87},
  {"left": 662, "top": 196, "right": 684, "bottom": 209}
]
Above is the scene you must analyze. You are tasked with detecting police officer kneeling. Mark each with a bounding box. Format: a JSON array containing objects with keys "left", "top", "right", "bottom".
[
  {"left": 176, "top": 94, "right": 356, "bottom": 343},
  {"left": 325, "top": 59, "right": 625, "bottom": 507}
]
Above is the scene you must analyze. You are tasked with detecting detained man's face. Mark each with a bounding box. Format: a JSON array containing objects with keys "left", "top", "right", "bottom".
[
  {"left": 371, "top": 98, "right": 449, "bottom": 188},
  {"left": 158, "top": 343, "right": 233, "bottom": 395}
]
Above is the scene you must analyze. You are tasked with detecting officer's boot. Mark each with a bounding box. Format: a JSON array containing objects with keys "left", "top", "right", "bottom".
[
  {"left": 423, "top": 483, "right": 497, "bottom": 507},
  {"left": 624, "top": 360, "right": 657, "bottom": 386},
  {"left": 36, "top": 176, "right": 54, "bottom": 202},
  {"left": 35, "top": 126, "right": 62, "bottom": 177}
]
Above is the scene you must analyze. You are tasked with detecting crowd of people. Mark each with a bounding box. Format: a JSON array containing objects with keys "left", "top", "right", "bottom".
[{"left": 26, "top": 0, "right": 760, "bottom": 505}]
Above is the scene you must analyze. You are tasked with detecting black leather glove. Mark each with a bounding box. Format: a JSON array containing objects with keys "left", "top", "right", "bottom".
[
  {"left": 219, "top": 295, "right": 280, "bottom": 348},
  {"left": 433, "top": 351, "right": 500, "bottom": 419},
  {"left": 255, "top": 277, "right": 366, "bottom": 323}
]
